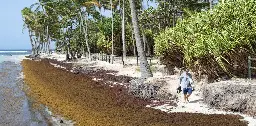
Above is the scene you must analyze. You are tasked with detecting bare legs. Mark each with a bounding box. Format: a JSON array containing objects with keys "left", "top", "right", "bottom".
[
  {"left": 184, "top": 94, "right": 191, "bottom": 103},
  {"left": 183, "top": 94, "right": 187, "bottom": 102},
  {"left": 183, "top": 88, "right": 192, "bottom": 103},
  {"left": 186, "top": 94, "right": 191, "bottom": 102}
]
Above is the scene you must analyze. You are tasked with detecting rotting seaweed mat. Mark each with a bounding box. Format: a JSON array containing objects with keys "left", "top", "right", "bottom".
[{"left": 22, "top": 59, "right": 247, "bottom": 126}]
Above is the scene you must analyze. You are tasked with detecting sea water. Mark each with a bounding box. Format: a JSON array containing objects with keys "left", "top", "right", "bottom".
[
  {"left": 0, "top": 50, "right": 48, "bottom": 125},
  {"left": 0, "top": 50, "right": 30, "bottom": 63}
]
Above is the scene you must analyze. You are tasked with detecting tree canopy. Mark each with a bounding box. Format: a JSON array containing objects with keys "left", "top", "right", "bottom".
[{"left": 22, "top": 0, "right": 216, "bottom": 78}]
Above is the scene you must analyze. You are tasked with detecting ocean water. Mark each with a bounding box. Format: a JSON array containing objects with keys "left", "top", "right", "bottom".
[
  {"left": 0, "top": 50, "right": 48, "bottom": 125},
  {"left": 0, "top": 50, "right": 31, "bottom": 63}
]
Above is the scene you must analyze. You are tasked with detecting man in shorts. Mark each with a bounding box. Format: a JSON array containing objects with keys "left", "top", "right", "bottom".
[{"left": 179, "top": 68, "right": 193, "bottom": 103}]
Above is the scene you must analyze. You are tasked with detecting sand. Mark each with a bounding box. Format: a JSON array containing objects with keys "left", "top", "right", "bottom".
[{"left": 22, "top": 59, "right": 248, "bottom": 126}]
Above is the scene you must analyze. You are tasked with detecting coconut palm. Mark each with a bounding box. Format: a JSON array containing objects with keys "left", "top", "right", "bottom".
[
  {"left": 129, "top": 0, "right": 153, "bottom": 78},
  {"left": 76, "top": 0, "right": 102, "bottom": 60},
  {"left": 30, "top": 0, "right": 53, "bottom": 54},
  {"left": 22, "top": 7, "right": 48, "bottom": 55},
  {"left": 22, "top": 8, "right": 36, "bottom": 55}
]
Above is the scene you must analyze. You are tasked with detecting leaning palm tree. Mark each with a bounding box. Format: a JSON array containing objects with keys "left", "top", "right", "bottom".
[
  {"left": 129, "top": 0, "right": 153, "bottom": 78},
  {"left": 30, "top": 0, "right": 53, "bottom": 54},
  {"left": 22, "top": 7, "right": 46, "bottom": 56},
  {"left": 22, "top": 8, "right": 36, "bottom": 55}
]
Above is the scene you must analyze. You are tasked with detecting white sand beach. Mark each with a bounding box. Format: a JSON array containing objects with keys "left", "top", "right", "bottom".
[{"left": 42, "top": 53, "right": 256, "bottom": 126}]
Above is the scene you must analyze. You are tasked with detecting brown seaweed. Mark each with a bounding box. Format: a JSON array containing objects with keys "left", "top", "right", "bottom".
[{"left": 22, "top": 59, "right": 247, "bottom": 126}]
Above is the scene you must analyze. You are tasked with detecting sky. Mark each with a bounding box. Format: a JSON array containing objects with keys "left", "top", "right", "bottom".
[
  {"left": 0, "top": 0, "right": 38, "bottom": 50},
  {"left": 0, "top": 0, "right": 157, "bottom": 50}
]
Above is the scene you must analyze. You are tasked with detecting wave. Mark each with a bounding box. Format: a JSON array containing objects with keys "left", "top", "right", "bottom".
[{"left": 0, "top": 51, "right": 29, "bottom": 53}]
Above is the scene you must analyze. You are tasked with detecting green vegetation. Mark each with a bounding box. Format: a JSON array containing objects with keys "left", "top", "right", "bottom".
[
  {"left": 155, "top": 0, "right": 256, "bottom": 79},
  {"left": 21, "top": 0, "right": 209, "bottom": 58},
  {"left": 23, "top": 0, "right": 255, "bottom": 79},
  {"left": 21, "top": 0, "right": 210, "bottom": 78},
  {"left": 20, "top": 1, "right": 256, "bottom": 124}
]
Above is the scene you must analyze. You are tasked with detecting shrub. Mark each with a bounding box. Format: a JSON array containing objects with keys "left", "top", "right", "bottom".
[{"left": 155, "top": 0, "right": 256, "bottom": 79}]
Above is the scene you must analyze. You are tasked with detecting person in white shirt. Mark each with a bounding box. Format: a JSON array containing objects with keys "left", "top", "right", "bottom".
[{"left": 178, "top": 68, "right": 194, "bottom": 103}]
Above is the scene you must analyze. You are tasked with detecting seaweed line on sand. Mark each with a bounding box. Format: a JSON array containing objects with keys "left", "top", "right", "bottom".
[{"left": 21, "top": 59, "right": 248, "bottom": 126}]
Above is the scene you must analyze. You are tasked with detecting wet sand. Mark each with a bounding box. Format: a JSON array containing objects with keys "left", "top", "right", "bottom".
[
  {"left": 21, "top": 59, "right": 248, "bottom": 126},
  {"left": 0, "top": 61, "right": 48, "bottom": 126}
]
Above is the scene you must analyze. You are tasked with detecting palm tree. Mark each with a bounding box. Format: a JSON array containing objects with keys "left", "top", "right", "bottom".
[
  {"left": 122, "top": 0, "right": 126, "bottom": 62},
  {"left": 94, "top": 0, "right": 118, "bottom": 63},
  {"left": 111, "top": 0, "right": 114, "bottom": 64},
  {"left": 129, "top": 0, "right": 153, "bottom": 78},
  {"left": 30, "top": 0, "right": 52, "bottom": 54},
  {"left": 22, "top": 7, "right": 46, "bottom": 56},
  {"left": 79, "top": 0, "right": 102, "bottom": 60},
  {"left": 140, "top": 0, "right": 147, "bottom": 53},
  {"left": 79, "top": 9, "right": 91, "bottom": 60}
]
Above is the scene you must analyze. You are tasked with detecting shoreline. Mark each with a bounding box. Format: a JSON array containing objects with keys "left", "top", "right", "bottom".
[
  {"left": 0, "top": 54, "right": 74, "bottom": 125},
  {"left": 21, "top": 57, "right": 249, "bottom": 126},
  {"left": 0, "top": 60, "right": 48, "bottom": 125}
]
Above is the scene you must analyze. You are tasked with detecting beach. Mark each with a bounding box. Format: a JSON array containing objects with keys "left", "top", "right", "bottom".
[
  {"left": 1, "top": 0, "right": 255, "bottom": 125},
  {"left": 20, "top": 53, "right": 256, "bottom": 126},
  {"left": 1, "top": 52, "right": 255, "bottom": 126}
]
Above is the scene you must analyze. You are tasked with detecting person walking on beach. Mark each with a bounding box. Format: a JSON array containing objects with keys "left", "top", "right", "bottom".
[{"left": 178, "top": 68, "right": 194, "bottom": 103}]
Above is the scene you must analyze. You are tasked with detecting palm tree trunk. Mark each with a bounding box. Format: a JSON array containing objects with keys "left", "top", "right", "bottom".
[
  {"left": 129, "top": 0, "right": 153, "bottom": 78},
  {"left": 47, "top": 40, "right": 50, "bottom": 54},
  {"left": 141, "top": 2, "right": 146, "bottom": 53},
  {"left": 210, "top": 0, "right": 213, "bottom": 13},
  {"left": 46, "top": 25, "right": 50, "bottom": 54},
  {"left": 85, "top": 14, "right": 90, "bottom": 59},
  {"left": 47, "top": 28, "right": 51, "bottom": 54},
  {"left": 172, "top": 1, "right": 176, "bottom": 27},
  {"left": 38, "top": 33, "right": 42, "bottom": 53},
  {"left": 142, "top": 32, "right": 147, "bottom": 52},
  {"left": 132, "top": 31, "right": 136, "bottom": 57},
  {"left": 147, "top": 40, "right": 151, "bottom": 56},
  {"left": 67, "top": 39, "right": 71, "bottom": 60},
  {"left": 66, "top": 45, "right": 70, "bottom": 60},
  {"left": 32, "top": 37, "right": 37, "bottom": 54},
  {"left": 122, "top": 0, "right": 126, "bottom": 62},
  {"left": 29, "top": 30, "right": 35, "bottom": 55},
  {"left": 79, "top": 10, "right": 91, "bottom": 60},
  {"left": 44, "top": 42, "right": 46, "bottom": 53},
  {"left": 111, "top": 0, "right": 114, "bottom": 64}
]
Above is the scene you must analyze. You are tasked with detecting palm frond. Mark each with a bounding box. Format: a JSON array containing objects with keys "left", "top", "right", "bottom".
[{"left": 83, "top": 0, "right": 101, "bottom": 7}]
